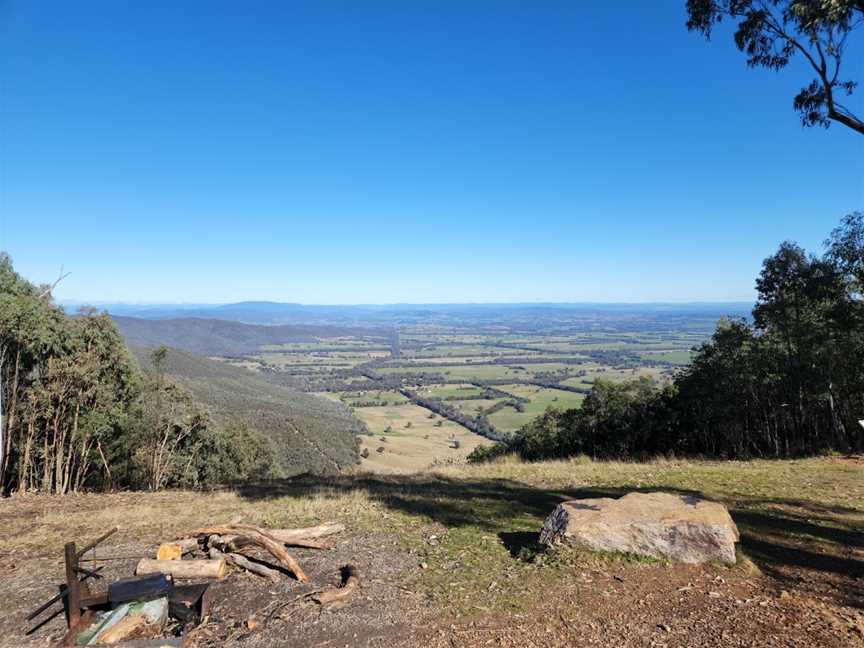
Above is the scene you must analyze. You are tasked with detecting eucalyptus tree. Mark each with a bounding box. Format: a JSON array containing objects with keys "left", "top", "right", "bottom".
[{"left": 686, "top": 1, "right": 864, "bottom": 134}]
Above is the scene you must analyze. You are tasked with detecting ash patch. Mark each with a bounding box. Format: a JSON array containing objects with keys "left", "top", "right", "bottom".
[{"left": 189, "top": 532, "right": 427, "bottom": 647}]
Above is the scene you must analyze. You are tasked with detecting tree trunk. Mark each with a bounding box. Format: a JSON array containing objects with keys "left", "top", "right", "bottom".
[
  {"left": 18, "top": 410, "right": 35, "bottom": 493},
  {"left": 96, "top": 438, "right": 113, "bottom": 489},
  {"left": 0, "top": 350, "right": 21, "bottom": 491}
]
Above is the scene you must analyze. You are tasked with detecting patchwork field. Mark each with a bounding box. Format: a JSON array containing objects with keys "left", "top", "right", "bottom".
[
  {"left": 198, "top": 307, "right": 739, "bottom": 472},
  {"left": 489, "top": 384, "right": 586, "bottom": 432}
]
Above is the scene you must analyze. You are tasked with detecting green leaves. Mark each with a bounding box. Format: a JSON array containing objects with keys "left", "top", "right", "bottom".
[{"left": 686, "top": 0, "right": 864, "bottom": 134}]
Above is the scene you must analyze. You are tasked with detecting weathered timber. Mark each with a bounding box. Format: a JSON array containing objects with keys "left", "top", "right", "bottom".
[
  {"left": 209, "top": 545, "right": 280, "bottom": 582},
  {"left": 267, "top": 523, "right": 345, "bottom": 543},
  {"left": 311, "top": 564, "right": 360, "bottom": 606},
  {"left": 135, "top": 558, "right": 226, "bottom": 580},
  {"left": 182, "top": 526, "right": 306, "bottom": 581}
]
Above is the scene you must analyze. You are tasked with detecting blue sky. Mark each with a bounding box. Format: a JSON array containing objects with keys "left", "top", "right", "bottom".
[{"left": 1, "top": 1, "right": 862, "bottom": 304}]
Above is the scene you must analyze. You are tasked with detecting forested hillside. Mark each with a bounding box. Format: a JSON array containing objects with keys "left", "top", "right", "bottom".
[
  {"left": 0, "top": 256, "right": 363, "bottom": 494},
  {"left": 131, "top": 346, "right": 364, "bottom": 475},
  {"left": 113, "top": 315, "right": 388, "bottom": 357},
  {"left": 472, "top": 213, "right": 864, "bottom": 463}
]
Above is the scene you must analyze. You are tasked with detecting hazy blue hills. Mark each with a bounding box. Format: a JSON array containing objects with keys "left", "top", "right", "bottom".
[
  {"left": 113, "top": 315, "right": 388, "bottom": 357},
  {"left": 74, "top": 300, "right": 753, "bottom": 326}
]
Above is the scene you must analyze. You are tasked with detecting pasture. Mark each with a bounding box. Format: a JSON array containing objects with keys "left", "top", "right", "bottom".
[
  {"left": 352, "top": 403, "right": 486, "bottom": 473},
  {"left": 222, "top": 309, "right": 708, "bottom": 466}
]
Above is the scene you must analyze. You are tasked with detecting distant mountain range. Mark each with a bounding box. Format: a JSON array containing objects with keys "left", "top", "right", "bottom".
[{"left": 70, "top": 300, "right": 753, "bottom": 325}]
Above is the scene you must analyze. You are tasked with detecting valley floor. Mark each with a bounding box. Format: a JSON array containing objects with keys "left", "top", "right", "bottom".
[{"left": 2, "top": 457, "right": 862, "bottom": 647}]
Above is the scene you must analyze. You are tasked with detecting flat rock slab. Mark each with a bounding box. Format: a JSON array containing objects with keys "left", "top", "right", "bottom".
[{"left": 539, "top": 492, "right": 739, "bottom": 564}]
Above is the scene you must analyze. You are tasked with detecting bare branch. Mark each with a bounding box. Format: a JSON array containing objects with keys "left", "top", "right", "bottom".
[{"left": 39, "top": 267, "right": 70, "bottom": 300}]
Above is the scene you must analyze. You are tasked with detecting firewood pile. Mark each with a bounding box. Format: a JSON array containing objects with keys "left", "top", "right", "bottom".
[
  {"left": 145, "top": 520, "right": 347, "bottom": 584},
  {"left": 27, "top": 521, "right": 359, "bottom": 647}
]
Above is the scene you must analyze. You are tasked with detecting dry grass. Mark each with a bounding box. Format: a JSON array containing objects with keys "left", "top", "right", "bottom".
[
  {"left": 0, "top": 487, "right": 386, "bottom": 559},
  {"left": 352, "top": 403, "right": 486, "bottom": 473},
  {"left": 2, "top": 456, "right": 861, "bottom": 625}
]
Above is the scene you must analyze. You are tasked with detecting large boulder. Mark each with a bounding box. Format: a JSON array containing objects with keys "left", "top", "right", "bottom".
[{"left": 539, "top": 492, "right": 739, "bottom": 564}]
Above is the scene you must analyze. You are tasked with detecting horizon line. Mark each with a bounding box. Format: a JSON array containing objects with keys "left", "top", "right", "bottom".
[{"left": 60, "top": 299, "right": 756, "bottom": 308}]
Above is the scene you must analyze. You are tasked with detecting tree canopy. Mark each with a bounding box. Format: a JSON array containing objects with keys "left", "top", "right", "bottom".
[
  {"left": 0, "top": 256, "right": 277, "bottom": 494},
  {"left": 471, "top": 212, "right": 864, "bottom": 463},
  {"left": 686, "top": 1, "right": 864, "bottom": 135}
]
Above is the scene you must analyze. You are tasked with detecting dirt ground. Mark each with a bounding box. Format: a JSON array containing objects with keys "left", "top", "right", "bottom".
[{"left": 2, "top": 457, "right": 862, "bottom": 647}]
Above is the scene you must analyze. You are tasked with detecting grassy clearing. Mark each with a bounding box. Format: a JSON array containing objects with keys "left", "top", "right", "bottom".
[
  {"left": 351, "top": 403, "right": 487, "bottom": 473},
  {"left": 450, "top": 398, "right": 505, "bottom": 415},
  {"left": 385, "top": 456, "right": 863, "bottom": 614},
  {"left": 258, "top": 351, "right": 387, "bottom": 368},
  {"left": 401, "top": 345, "right": 528, "bottom": 358},
  {"left": 639, "top": 350, "right": 694, "bottom": 365},
  {"left": 338, "top": 389, "right": 409, "bottom": 405},
  {"left": 559, "top": 366, "right": 670, "bottom": 387},
  {"left": 6, "top": 457, "right": 859, "bottom": 621},
  {"left": 488, "top": 385, "right": 586, "bottom": 432},
  {"left": 419, "top": 384, "right": 486, "bottom": 399},
  {"left": 261, "top": 339, "right": 385, "bottom": 352},
  {"left": 374, "top": 364, "right": 521, "bottom": 380}
]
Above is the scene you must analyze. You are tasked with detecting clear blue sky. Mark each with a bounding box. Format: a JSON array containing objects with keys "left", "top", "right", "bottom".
[{"left": 1, "top": 1, "right": 862, "bottom": 304}]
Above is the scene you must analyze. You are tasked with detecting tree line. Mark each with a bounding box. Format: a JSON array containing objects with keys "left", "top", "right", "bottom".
[
  {"left": 0, "top": 255, "right": 276, "bottom": 495},
  {"left": 470, "top": 214, "right": 864, "bottom": 462},
  {"left": 401, "top": 389, "right": 510, "bottom": 442}
]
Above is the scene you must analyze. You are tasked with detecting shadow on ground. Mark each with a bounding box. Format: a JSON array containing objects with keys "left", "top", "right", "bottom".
[{"left": 235, "top": 473, "right": 864, "bottom": 608}]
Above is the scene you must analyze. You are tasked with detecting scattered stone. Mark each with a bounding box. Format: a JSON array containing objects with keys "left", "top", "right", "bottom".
[{"left": 539, "top": 492, "right": 739, "bottom": 564}]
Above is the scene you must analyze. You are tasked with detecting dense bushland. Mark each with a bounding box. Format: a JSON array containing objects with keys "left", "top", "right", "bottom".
[
  {"left": 131, "top": 346, "right": 365, "bottom": 476},
  {"left": 0, "top": 255, "right": 276, "bottom": 494},
  {"left": 471, "top": 214, "right": 864, "bottom": 462}
]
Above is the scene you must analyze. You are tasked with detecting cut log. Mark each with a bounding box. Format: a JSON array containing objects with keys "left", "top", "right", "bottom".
[
  {"left": 156, "top": 543, "right": 182, "bottom": 561},
  {"left": 177, "top": 537, "right": 200, "bottom": 553},
  {"left": 210, "top": 547, "right": 280, "bottom": 582},
  {"left": 268, "top": 523, "right": 344, "bottom": 543},
  {"left": 311, "top": 564, "right": 360, "bottom": 606},
  {"left": 135, "top": 558, "right": 226, "bottom": 580},
  {"left": 180, "top": 522, "right": 342, "bottom": 547},
  {"left": 219, "top": 534, "right": 330, "bottom": 550},
  {"left": 155, "top": 538, "right": 199, "bottom": 560},
  {"left": 183, "top": 526, "right": 306, "bottom": 581}
]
